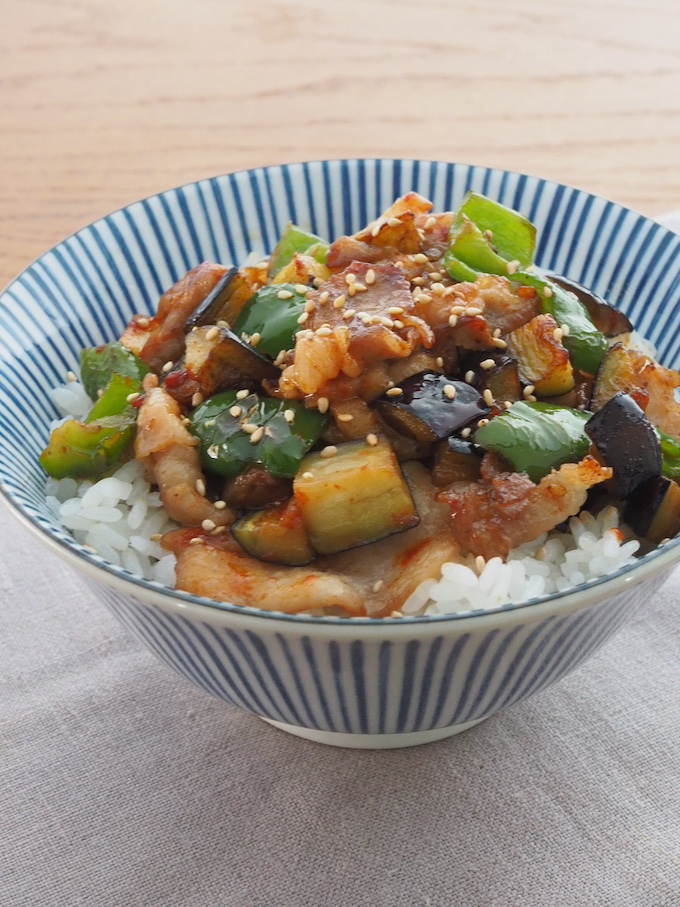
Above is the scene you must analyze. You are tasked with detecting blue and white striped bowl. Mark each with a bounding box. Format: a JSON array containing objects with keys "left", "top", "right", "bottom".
[{"left": 2, "top": 159, "right": 680, "bottom": 748}]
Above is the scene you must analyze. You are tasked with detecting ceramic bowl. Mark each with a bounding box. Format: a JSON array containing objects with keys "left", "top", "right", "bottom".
[{"left": 2, "top": 159, "right": 680, "bottom": 748}]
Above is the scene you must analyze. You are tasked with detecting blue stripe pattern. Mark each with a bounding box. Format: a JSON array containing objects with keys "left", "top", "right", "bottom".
[{"left": 2, "top": 159, "right": 680, "bottom": 737}]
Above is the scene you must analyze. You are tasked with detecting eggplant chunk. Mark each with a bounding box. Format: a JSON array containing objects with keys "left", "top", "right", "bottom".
[
  {"left": 506, "top": 313, "right": 574, "bottom": 396},
  {"left": 545, "top": 273, "right": 633, "bottom": 338},
  {"left": 585, "top": 393, "right": 662, "bottom": 498},
  {"left": 184, "top": 267, "right": 238, "bottom": 330},
  {"left": 625, "top": 476, "right": 680, "bottom": 544},
  {"left": 222, "top": 465, "right": 292, "bottom": 509},
  {"left": 464, "top": 352, "right": 522, "bottom": 404},
  {"left": 375, "top": 371, "right": 491, "bottom": 443},
  {"left": 164, "top": 326, "right": 279, "bottom": 406},
  {"left": 231, "top": 499, "right": 315, "bottom": 566},
  {"left": 431, "top": 437, "right": 483, "bottom": 487},
  {"left": 293, "top": 438, "right": 419, "bottom": 554}
]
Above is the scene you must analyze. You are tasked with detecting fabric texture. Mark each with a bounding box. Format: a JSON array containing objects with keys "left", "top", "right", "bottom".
[{"left": 2, "top": 214, "right": 680, "bottom": 906}]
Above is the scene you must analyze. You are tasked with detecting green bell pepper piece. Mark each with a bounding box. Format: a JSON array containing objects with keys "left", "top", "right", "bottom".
[
  {"left": 510, "top": 272, "right": 607, "bottom": 376},
  {"left": 269, "top": 223, "right": 329, "bottom": 276},
  {"left": 232, "top": 283, "right": 308, "bottom": 359},
  {"left": 40, "top": 374, "right": 140, "bottom": 479},
  {"left": 80, "top": 341, "right": 150, "bottom": 400},
  {"left": 656, "top": 428, "right": 680, "bottom": 479},
  {"left": 474, "top": 401, "right": 592, "bottom": 483},
  {"left": 190, "top": 391, "right": 328, "bottom": 479},
  {"left": 444, "top": 192, "right": 536, "bottom": 282}
]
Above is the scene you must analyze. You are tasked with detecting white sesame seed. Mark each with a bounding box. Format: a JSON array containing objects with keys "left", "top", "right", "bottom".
[
  {"left": 465, "top": 370, "right": 475, "bottom": 384},
  {"left": 393, "top": 320, "right": 405, "bottom": 329},
  {"left": 342, "top": 309, "right": 356, "bottom": 321},
  {"left": 161, "top": 361, "right": 174, "bottom": 374},
  {"left": 313, "top": 277, "right": 324, "bottom": 288},
  {"left": 561, "top": 323, "right": 570, "bottom": 337},
  {"left": 241, "top": 423, "right": 257, "bottom": 434},
  {"left": 236, "top": 389, "right": 250, "bottom": 400},
  {"left": 542, "top": 286, "right": 553, "bottom": 298},
  {"left": 526, "top": 395, "right": 537, "bottom": 403},
  {"left": 430, "top": 282, "right": 446, "bottom": 296},
  {"left": 354, "top": 283, "right": 367, "bottom": 293},
  {"left": 506, "top": 260, "right": 520, "bottom": 275},
  {"left": 371, "top": 223, "right": 381, "bottom": 237},
  {"left": 294, "top": 284, "right": 308, "bottom": 295},
  {"left": 345, "top": 273, "right": 356, "bottom": 284},
  {"left": 443, "top": 384, "right": 457, "bottom": 400},
  {"left": 318, "top": 290, "right": 329, "bottom": 304},
  {"left": 250, "top": 332, "right": 261, "bottom": 346},
  {"left": 366, "top": 433, "right": 379, "bottom": 447},
  {"left": 477, "top": 418, "right": 490, "bottom": 428},
  {"left": 461, "top": 427, "right": 472, "bottom": 438},
  {"left": 207, "top": 444, "right": 219, "bottom": 458},
  {"left": 217, "top": 319, "right": 230, "bottom": 329},
  {"left": 150, "top": 533, "right": 163, "bottom": 542},
  {"left": 465, "top": 306, "right": 483, "bottom": 317},
  {"left": 337, "top": 413, "right": 353, "bottom": 422},
  {"left": 380, "top": 317, "right": 395, "bottom": 328},
  {"left": 283, "top": 409, "right": 295, "bottom": 423},
  {"left": 195, "top": 478, "right": 206, "bottom": 496},
  {"left": 125, "top": 392, "right": 140, "bottom": 403},
  {"left": 493, "top": 328, "right": 502, "bottom": 338},
  {"left": 483, "top": 389, "right": 495, "bottom": 406},
  {"left": 388, "top": 306, "right": 404, "bottom": 315},
  {"left": 317, "top": 397, "right": 329, "bottom": 414},
  {"left": 424, "top": 216, "right": 437, "bottom": 230},
  {"left": 435, "top": 356, "right": 444, "bottom": 368},
  {"left": 480, "top": 358, "right": 496, "bottom": 370},
  {"left": 386, "top": 387, "right": 403, "bottom": 397},
  {"left": 136, "top": 317, "right": 150, "bottom": 328},
  {"left": 443, "top": 286, "right": 457, "bottom": 297},
  {"left": 475, "top": 555, "right": 486, "bottom": 574},
  {"left": 316, "top": 326, "right": 333, "bottom": 337},
  {"left": 250, "top": 426, "right": 265, "bottom": 444},
  {"left": 202, "top": 519, "right": 216, "bottom": 532},
  {"left": 333, "top": 294, "right": 347, "bottom": 309},
  {"left": 212, "top": 525, "right": 227, "bottom": 535},
  {"left": 448, "top": 314, "right": 458, "bottom": 328},
  {"left": 214, "top": 500, "right": 227, "bottom": 510},
  {"left": 206, "top": 326, "right": 219, "bottom": 341},
  {"left": 372, "top": 580, "right": 384, "bottom": 593},
  {"left": 304, "top": 300, "right": 316, "bottom": 314},
  {"left": 503, "top": 400, "right": 513, "bottom": 409},
  {"left": 387, "top": 217, "right": 401, "bottom": 227},
  {"left": 302, "top": 471, "right": 315, "bottom": 480},
  {"left": 297, "top": 311, "right": 310, "bottom": 326},
  {"left": 411, "top": 276, "right": 425, "bottom": 286},
  {"left": 523, "top": 384, "right": 536, "bottom": 397},
  {"left": 181, "top": 416, "right": 191, "bottom": 426},
  {"left": 450, "top": 305, "right": 465, "bottom": 315},
  {"left": 320, "top": 445, "right": 337, "bottom": 458},
  {"left": 483, "top": 229, "right": 494, "bottom": 242},
  {"left": 191, "top": 392, "right": 204, "bottom": 407},
  {"left": 414, "top": 253, "right": 429, "bottom": 264},
  {"left": 365, "top": 269, "right": 376, "bottom": 285},
  {"left": 553, "top": 327, "right": 563, "bottom": 342},
  {"left": 348, "top": 284, "right": 357, "bottom": 297},
  {"left": 229, "top": 405, "right": 242, "bottom": 418},
  {"left": 189, "top": 536, "right": 205, "bottom": 546},
  {"left": 277, "top": 289, "right": 294, "bottom": 300},
  {"left": 415, "top": 293, "right": 432, "bottom": 305},
  {"left": 492, "top": 337, "right": 508, "bottom": 349}
]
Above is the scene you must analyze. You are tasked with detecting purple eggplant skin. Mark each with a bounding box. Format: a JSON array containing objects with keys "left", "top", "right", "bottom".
[
  {"left": 585, "top": 392, "right": 661, "bottom": 498},
  {"left": 184, "top": 266, "right": 239, "bottom": 331},
  {"left": 375, "top": 371, "right": 491, "bottom": 443},
  {"left": 544, "top": 272, "right": 633, "bottom": 338},
  {"left": 625, "top": 475, "right": 680, "bottom": 544}
]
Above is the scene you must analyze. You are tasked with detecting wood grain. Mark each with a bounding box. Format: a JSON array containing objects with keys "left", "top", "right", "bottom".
[{"left": 1, "top": 0, "right": 680, "bottom": 286}]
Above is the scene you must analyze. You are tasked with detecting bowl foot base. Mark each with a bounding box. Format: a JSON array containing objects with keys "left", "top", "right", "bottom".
[{"left": 260, "top": 716, "right": 487, "bottom": 749}]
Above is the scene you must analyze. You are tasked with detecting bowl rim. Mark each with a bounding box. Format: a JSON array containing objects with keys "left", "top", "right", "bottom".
[{"left": 2, "top": 156, "right": 680, "bottom": 633}]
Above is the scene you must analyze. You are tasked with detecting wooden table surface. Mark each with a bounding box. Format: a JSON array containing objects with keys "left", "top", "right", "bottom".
[{"left": 2, "top": 0, "right": 679, "bottom": 287}]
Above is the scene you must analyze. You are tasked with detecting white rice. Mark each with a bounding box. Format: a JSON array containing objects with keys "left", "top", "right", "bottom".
[
  {"left": 45, "top": 375, "right": 642, "bottom": 615},
  {"left": 402, "top": 506, "right": 640, "bottom": 617}
]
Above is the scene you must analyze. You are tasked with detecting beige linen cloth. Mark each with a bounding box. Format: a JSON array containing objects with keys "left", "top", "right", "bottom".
[{"left": 2, "top": 215, "right": 680, "bottom": 906}]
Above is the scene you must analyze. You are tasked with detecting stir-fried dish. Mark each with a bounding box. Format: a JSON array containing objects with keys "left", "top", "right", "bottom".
[{"left": 40, "top": 192, "right": 680, "bottom": 616}]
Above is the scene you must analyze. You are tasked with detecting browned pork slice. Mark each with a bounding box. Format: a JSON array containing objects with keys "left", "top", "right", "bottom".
[
  {"left": 163, "top": 463, "right": 461, "bottom": 617},
  {"left": 278, "top": 261, "right": 434, "bottom": 399},
  {"left": 135, "top": 376, "right": 234, "bottom": 528},
  {"left": 120, "top": 262, "right": 227, "bottom": 373},
  {"left": 436, "top": 456, "right": 613, "bottom": 560}
]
